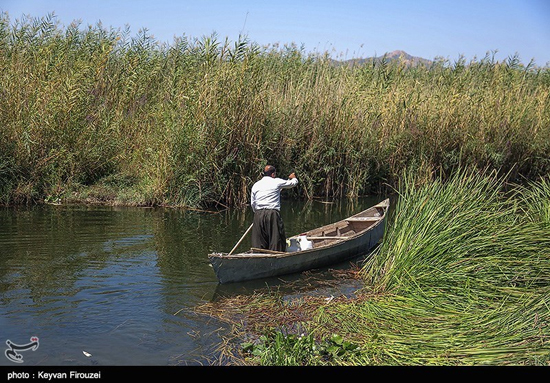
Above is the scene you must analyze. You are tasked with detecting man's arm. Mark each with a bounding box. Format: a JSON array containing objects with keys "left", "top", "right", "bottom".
[{"left": 280, "top": 173, "right": 298, "bottom": 189}]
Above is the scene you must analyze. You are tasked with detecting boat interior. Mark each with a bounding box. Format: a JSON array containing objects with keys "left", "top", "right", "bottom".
[{"left": 295, "top": 202, "right": 386, "bottom": 249}]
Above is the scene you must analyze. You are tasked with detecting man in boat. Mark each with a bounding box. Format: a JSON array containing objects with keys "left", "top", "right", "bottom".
[{"left": 250, "top": 165, "right": 298, "bottom": 252}]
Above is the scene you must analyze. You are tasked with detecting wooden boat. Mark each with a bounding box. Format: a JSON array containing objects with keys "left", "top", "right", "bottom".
[{"left": 208, "top": 199, "right": 389, "bottom": 284}]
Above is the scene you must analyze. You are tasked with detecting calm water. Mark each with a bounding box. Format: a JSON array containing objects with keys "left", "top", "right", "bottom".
[{"left": 0, "top": 197, "right": 381, "bottom": 366}]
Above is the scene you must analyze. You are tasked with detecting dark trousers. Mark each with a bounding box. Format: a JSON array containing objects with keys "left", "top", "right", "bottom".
[{"left": 252, "top": 209, "right": 286, "bottom": 251}]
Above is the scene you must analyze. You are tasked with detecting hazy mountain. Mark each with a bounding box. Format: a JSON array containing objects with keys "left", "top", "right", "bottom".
[{"left": 340, "top": 50, "right": 433, "bottom": 66}]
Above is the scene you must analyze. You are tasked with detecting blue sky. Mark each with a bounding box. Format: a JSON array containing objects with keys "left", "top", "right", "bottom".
[{"left": 2, "top": 0, "right": 549, "bottom": 65}]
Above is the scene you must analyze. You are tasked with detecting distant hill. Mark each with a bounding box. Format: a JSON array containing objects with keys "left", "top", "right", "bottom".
[{"left": 339, "top": 50, "right": 433, "bottom": 67}]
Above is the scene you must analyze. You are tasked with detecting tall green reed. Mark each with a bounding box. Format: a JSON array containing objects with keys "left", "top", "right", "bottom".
[
  {"left": 1, "top": 13, "right": 549, "bottom": 207},
  {"left": 320, "top": 170, "right": 550, "bottom": 365},
  {"left": 363, "top": 169, "right": 550, "bottom": 294}
]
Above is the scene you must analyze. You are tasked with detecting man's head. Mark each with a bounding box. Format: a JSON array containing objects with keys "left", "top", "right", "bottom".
[{"left": 263, "top": 165, "right": 276, "bottom": 177}]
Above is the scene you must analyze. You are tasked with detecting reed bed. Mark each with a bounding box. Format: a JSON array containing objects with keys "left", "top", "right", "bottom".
[
  {"left": 321, "top": 170, "right": 550, "bottom": 365},
  {"left": 1, "top": 13, "right": 550, "bottom": 207}
]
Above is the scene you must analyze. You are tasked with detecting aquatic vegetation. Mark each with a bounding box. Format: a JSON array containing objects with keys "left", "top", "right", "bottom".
[
  {"left": 241, "top": 332, "right": 361, "bottom": 366},
  {"left": 1, "top": 13, "right": 550, "bottom": 207},
  {"left": 332, "top": 170, "right": 550, "bottom": 365}
]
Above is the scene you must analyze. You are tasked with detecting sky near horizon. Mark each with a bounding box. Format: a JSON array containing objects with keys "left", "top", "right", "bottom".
[{"left": 2, "top": 0, "right": 549, "bottom": 66}]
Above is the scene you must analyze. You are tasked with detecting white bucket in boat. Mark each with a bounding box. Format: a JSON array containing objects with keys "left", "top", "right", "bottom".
[{"left": 297, "top": 235, "right": 313, "bottom": 250}]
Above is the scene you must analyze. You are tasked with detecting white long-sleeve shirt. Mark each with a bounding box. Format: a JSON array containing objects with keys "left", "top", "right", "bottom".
[{"left": 251, "top": 176, "right": 298, "bottom": 212}]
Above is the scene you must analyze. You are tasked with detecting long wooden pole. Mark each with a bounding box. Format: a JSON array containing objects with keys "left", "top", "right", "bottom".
[{"left": 228, "top": 223, "right": 253, "bottom": 255}]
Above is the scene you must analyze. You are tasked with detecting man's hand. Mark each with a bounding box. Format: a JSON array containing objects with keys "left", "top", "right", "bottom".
[{"left": 289, "top": 173, "right": 296, "bottom": 179}]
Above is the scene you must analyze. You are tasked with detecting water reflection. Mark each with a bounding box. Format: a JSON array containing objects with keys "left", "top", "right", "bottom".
[{"left": 0, "top": 197, "right": 383, "bottom": 365}]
